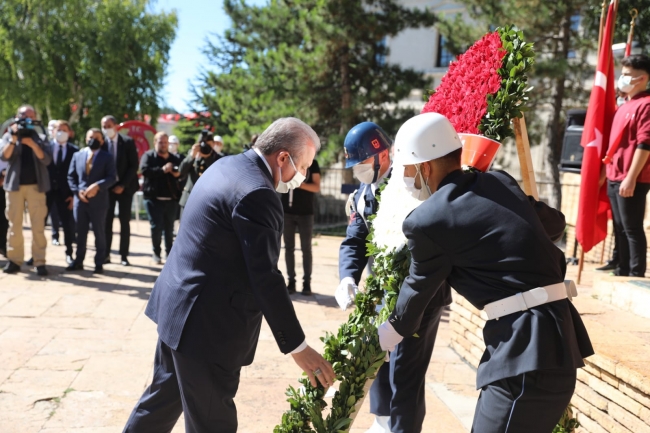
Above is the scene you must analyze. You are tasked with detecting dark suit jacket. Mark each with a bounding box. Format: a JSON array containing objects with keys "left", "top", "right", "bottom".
[
  {"left": 101, "top": 133, "right": 139, "bottom": 194},
  {"left": 389, "top": 170, "right": 594, "bottom": 389},
  {"left": 47, "top": 141, "right": 79, "bottom": 197},
  {"left": 67, "top": 148, "right": 117, "bottom": 209},
  {"left": 145, "top": 150, "right": 305, "bottom": 369}
]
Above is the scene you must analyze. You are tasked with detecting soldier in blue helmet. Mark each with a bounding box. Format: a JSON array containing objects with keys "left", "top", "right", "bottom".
[{"left": 336, "top": 122, "right": 397, "bottom": 433}]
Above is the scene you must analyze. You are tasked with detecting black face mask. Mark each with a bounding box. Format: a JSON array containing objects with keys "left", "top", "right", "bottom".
[{"left": 88, "top": 138, "right": 102, "bottom": 150}]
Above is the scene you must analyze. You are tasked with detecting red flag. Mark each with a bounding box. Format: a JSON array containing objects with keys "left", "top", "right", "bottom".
[{"left": 576, "top": 1, "right": 617, "bottom": 253}]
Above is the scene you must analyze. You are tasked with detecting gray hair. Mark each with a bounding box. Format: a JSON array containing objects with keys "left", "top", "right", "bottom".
[
  {"left": 17, "top": 104, "right": 36, "bottom": 116},
  {"left": 254, "top": 117, "right": 320, "bottom": 157},
  {"left": 102, "top": 115, "right": 118, "bottom": 124}
]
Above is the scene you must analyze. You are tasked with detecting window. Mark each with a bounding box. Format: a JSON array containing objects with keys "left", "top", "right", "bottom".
[{"left": 437, "top": 34, "right": 455, "bottom": 68}]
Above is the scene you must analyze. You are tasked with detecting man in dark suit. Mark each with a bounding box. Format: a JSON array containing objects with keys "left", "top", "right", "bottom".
[
  {"left": 46, "top": 120, "right": 79, "bottom": 265},
  {"left": 66, "top": 129, "right": 116, "bottom": 274},
  {"left": 378, "top": 113, "right": 594, "bottom": 433},
  {"left": 122, "top": 118, "right": 334, "bottom": 433},
  {"left": 101, "top": 115, "right": 139, "bottom": 266}
]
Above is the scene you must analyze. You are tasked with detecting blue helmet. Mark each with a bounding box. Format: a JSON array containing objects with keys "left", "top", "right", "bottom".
[{"left": 343, "top": 122, "right": 392, "bottom": 168}]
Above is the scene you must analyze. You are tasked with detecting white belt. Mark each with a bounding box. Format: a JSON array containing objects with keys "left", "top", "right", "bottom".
[{"left": 483, "top": 280, "right": 578, "bottom": 320}]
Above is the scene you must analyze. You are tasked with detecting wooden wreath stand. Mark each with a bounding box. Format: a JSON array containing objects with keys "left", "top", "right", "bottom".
[{"left": 513, "top": 115, "right": 539, "bottom": 200}]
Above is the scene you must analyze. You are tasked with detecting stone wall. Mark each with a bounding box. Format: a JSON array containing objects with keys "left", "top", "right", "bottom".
[{"left": 448, "top": 291, "right": 650, "bottom": 433}]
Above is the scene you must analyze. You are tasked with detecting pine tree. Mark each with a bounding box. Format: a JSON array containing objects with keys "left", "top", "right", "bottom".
[{"left": 191, "top": 0, "right": 437, "bottom": 161}]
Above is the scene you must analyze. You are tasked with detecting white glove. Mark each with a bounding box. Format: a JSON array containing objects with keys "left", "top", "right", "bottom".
[
  {"left": 335, "top": 277, "right": 358, "bottom": 310},
  {"left": 378, "top": 320, "right": 404, "bottom": 352}
]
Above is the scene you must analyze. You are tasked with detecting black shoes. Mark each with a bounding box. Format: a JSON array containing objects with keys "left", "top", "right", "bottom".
[
  {"left": 596, "top": 260, "right": 618, "bottom": 272},
  {"left": 26, "top": 257, "right": 34, "bottom": 266},
  {"left": 287, "top": 279, "right": 296, "bottom": 294},
  {"left": 35, "top": 266, "right": 48, "bottom": 276},
  {"left": 103, "top": 256, "right": 111, "bottom": 264},
  {"left": 120, "top": 256, "right": 130, "bottom": 266},
  {"left": 65, "top": 262, "right": 83, "bottom": 271},
  {"left": 301, "top": 282, "right": 312, "bottom": 296},
  {"left": 3, "top": 261, "right": 20, "bottom": 274},
  {"left": 93, "top": 266, "right": 104, "bottom": 274},
  {"left": 66, "top": 255, "right": 74, "bottom": 265}
]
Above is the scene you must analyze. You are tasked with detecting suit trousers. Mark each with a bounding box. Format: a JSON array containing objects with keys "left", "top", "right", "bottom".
[
  {"left": 46, "top": 190, "right": 75, "bottom": 256},
  {"left": 471, "top": 369, "right": 576, "bottom": 433},
  {"left": 105, "top": 190, "right": 134, "bottom": 258},
  {"left": 144, "top": 199, "right": 178, "bottom": 257},
  {"left": 282, "top": 213, "right": 313, "bottom": 283},
  {"left": 607, "top": 180, "right": 650, "bottom": 276},
  {"left": 5, "top": 185, "right": 48, "bottom": 266},
  {"left": 49, "top": 199, "right": 61, "bottom": 239},
  {"left": 123, "top": 338, "right": 240, "bottom": 433},
  {"left": 369, "top": 303, "right": 444, "bottom": 433},
  {"left": 74, "top": 201, "right": 107, "bottom": 268}
]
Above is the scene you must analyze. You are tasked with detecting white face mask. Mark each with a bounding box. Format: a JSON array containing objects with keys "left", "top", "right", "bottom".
[
  {"left": 353, "top": 162, "right": 377, "bottom": 184},
  {"left": 403, "top": 165, "right": 431, "bottom": 201},
  {"left": 276, "top": 155, "right": 306, "bottom": 193},
  {"left": 55, "top": 131, "right": 69, "bottom": 144},
  {"left": 102, "top": 127, "right": 117, "bottom": 139},
  {"left": 618, "top": 75, "right": 641, "bottom": 94}
]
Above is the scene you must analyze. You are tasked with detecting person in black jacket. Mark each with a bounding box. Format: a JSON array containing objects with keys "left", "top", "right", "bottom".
[
  {"left": 101, "top": 115, "right": 139, "bottom": 266},
  {"left": 378, "top": 113, "right": 593, "bottom": 433},
  {"left": 140, "top": 132, "right": 182, "bottom": 264},
  {"left": 178, "top": 132, "right": 221, "bottom": 219},
  {"left": 46, "top": 120, "right": 79, "bottom": 265}
]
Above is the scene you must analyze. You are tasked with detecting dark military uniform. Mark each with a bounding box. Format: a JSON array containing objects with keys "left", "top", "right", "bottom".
[
  {"left": 389, "top": 169, "right": 594, "bottom": 433},
  {"left": 339, "top": 169, "right": 451, "bottom": 433}
]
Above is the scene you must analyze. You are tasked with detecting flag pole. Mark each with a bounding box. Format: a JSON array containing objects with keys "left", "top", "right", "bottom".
[
  {"left": 625, "top": 8, "right": 638, "bottom": 57},
  {"left": 597, "top": 0, "right": 608, "bottom": 58}
]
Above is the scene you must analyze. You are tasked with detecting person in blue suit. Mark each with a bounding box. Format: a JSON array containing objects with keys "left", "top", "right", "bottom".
[
  {"left": 122, "top": 117, "right": 335, "bottom": 433},
  {"left": 66, "top": 128, "right": 116, "bottom": 274}
]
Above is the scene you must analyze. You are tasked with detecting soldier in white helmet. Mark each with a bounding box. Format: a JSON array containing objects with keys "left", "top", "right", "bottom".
[{"left": 377, "top": 112, "right": 594, "bottom": 433}]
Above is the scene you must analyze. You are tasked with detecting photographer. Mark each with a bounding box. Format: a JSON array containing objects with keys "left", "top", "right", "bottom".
[
  {"left": 178, "top": 130, "right": 222, "bottom": 219},
  {"left": 0, "top": 105, "right": 52, "bottom": 276},
  {"left": 140, "top": 132, "right": 182, "bottom": 264}
]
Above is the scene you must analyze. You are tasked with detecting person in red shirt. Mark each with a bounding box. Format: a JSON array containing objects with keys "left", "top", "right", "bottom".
[{"left": 604, "top": 54, "right": 650, "bottom": 276}]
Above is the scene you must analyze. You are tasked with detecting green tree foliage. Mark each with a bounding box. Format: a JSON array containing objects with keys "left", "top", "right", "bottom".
[
  {"left": 0, "top": 0, "right": 177, "bottom": 138},
  {"left": 191, "top": 0, "right": 437, "bottom": 160},
  {"left": 437, "top": 0, "right": 595, "bottom": 209}
]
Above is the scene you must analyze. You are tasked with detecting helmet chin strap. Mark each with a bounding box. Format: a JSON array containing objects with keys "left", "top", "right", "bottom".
[{"left": 371, "top": 154, "right": 381, "bottom": 183}]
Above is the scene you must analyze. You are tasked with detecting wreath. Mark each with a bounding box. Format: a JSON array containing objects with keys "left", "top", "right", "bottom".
[{"left": 274, "top": 26, "right": 575, "bottom": 433}]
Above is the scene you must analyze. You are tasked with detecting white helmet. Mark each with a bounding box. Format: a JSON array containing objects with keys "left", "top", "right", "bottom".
[{"left": 393, "top": 112, "right": 462, "bottom": 165}]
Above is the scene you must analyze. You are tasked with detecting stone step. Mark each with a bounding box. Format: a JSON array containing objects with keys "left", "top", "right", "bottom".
[{"left": 594, "top": 273, "right": 650, "bottom": 320}]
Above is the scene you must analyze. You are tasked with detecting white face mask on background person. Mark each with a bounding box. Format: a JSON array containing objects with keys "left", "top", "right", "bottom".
[
  {"left": 353, "top": 162, "right": 377, "bottom": 184},
  {"left": 102, "top": 127, "right": 117, "bottom": 139},
  {"left": 276, "top": 155, "right": 306, "bottom": 193},
  {"left": 55, "top": 130, "right": 69, "bottom": 144},
  {"left": 618, "top": 75, "right": 641, "bottom": 94},
  {"left": 403, "top": 165, "right": 431, "bottom": 201}
]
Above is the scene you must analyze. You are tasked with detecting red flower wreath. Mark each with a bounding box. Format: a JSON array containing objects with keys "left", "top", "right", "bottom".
[{"left": 421, "top": 32, "right": 506, "bottom": 134}]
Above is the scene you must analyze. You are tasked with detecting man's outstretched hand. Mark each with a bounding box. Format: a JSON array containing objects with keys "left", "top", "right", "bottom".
[{"left": 291, "top": 345, "right": 335, "bottom": 388}]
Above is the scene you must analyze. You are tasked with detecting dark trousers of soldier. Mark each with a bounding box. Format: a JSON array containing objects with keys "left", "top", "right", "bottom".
[
  {"left": 0, "top": 191, "right": 7, "bottom": 255},
  {"left": 370, "top": 302, "right": 444, "bottom": 433},
  {"left": 282, "top": 213, "right": 313, "bottom": 284},
  {"left": 607, "top": 180, "right": 650, "bottom": 277},
  {"left": 471, "top": 369, "right": 576, "bottom": 433}
]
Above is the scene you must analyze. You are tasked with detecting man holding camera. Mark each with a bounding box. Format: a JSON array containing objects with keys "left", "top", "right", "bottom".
[
  {"left": 178, "top": 130, "right": 222, "bottom": 219},
  {"left": 140, "top": 132, "right": 182, "bottom": 264},
  {"left": 101, "top": 115, "right": 139, "bottom": 267},
  {"left": 0, "top": 105, "right": 52, "bottom": 276}
]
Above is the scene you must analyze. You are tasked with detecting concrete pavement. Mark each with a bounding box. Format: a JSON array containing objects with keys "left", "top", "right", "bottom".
[{"left": 0, "top": 220, "right": 477, "bottom": 432}]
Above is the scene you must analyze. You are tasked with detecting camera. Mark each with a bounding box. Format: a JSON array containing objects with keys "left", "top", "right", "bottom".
[
  {"left": 11, "top": 118, "right": 43, "bottom": 139},
  {"left": 171, "top": 166, "right": 180, "bottom": 173},
  {"left": 199, "top": 129, "right": 214, "bottom": 155}
]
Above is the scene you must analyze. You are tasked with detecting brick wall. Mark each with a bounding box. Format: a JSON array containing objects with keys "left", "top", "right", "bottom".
[{"left": 448, "top": 292, "right": 650, "bottom": 433}]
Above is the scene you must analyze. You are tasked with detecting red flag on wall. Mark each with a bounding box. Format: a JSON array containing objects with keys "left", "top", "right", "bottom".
[{"left": 576, "top": 0, "right": 617, "bottom": 253}]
